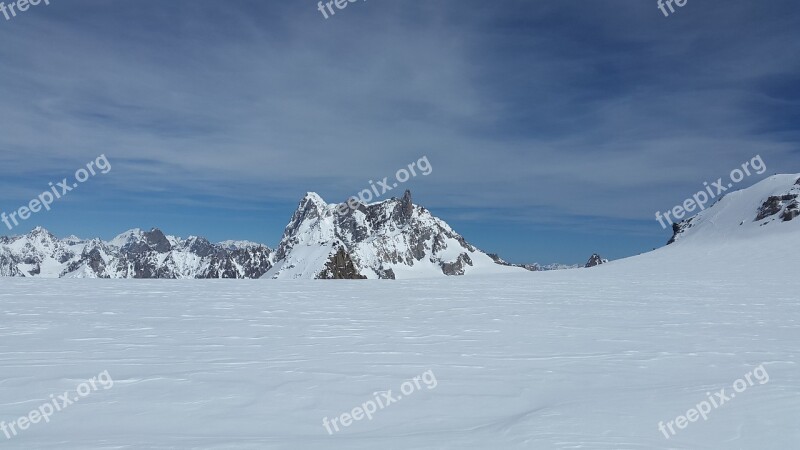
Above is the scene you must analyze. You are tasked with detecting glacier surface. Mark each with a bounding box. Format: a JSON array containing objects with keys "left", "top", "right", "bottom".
[{"left": 0, "top": 231, "right": 798, "bottom": 449}]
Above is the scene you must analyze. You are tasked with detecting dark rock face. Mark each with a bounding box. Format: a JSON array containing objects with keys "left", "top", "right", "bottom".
[
  {"left": 585, "top": 253, "right": 607, "bottom": 268},
  {"left": 0, "top": 254, "right": 21, "bottom": 276},
  {"left": 319, "top": 247, "right": 367, "bottom": 279},
  {"left": 0, "top": 250, "right": 21, "bottom": 276},
  {"left": 64, "top": 246, "right": 109, "bottom": 278},
  {"left": 84, "top": 248, "right": 108, "bottom": 276},
  {"left": 144, "top": 229, "right": 172, "bottom": 253},
  {"left": 112, "top": 253, "right": 161, "bottom": 279},
  {"left": 124, "top": 228, "right": 172, "bottom": 255},
  {"left": 441, "top": 253, "right": 473, "bottom": 276},
  {"left": 667, "top": 222, "right": 682, "bottom": 245},
  {"left": 781, "top": 200, "right": 800, "bottom": 222},
  {"left": 203, "top": 246, "right": 274, "bottom": 279},
  {"left": 668, "top": 217, "right": 697, "bottom": 245},
  {"left": 375, "top": 267, "right": 396, "bottom": 280},
  {"left": 393, "top": 190, "right": 415, "bottom": 224},
  {"left": 756, "top": 194, "right": 798, "bottom": 221},
  {"left": 230, "top": 247, "right": 274, "bottom": 278},
  {"left": 187, "top": 237, "right": 218, "bottom": 258}
]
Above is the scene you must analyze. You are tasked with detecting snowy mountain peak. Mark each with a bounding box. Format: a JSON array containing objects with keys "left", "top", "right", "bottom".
[
  {"left": 585, "top": 253, "right": 608, "bottom": 268},
  {"left": 27, "top": 226, "right": 59, "bottom": 242},
  {"left": 301, "top": 192, "right": 328, "bottom": 208},
  {"left": 140, "top": 228, "right": 172, "bottom": 253},
  {"left": 23, "top": 227, "right": 63, "bottom": 254},
  {"left": 109, "top": 228, "right": 144, "bottom": 249},
  {"left": 29, "top": 225, "right": 50, "bottom": 235},
  {"left": 397, "top": 189, "right": 414, "bottom": 220},
  {"left": 265, "top": 191, "right": 525, "bottom": 279}
]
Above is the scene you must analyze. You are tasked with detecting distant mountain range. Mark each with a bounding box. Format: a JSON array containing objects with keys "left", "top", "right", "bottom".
[
  {"left": 0, "top": 227, "right": 273, "bottom": 279},
  {"left": 0, "top": 190, "right": 588, "bottom": 279},
  {"left": 0, "top": 189, "right": 611, "bottom": 279},
  {"left": 10, "top": 174, "right": 800, "bottom": 279},
  {"left": 11, "top": 170, "right": 793, "bottom": 280}
]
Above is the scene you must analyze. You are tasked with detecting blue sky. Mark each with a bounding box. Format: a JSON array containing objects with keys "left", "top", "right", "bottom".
[{"left": 0, "top": 0, "right": 798, "bottom": 264}]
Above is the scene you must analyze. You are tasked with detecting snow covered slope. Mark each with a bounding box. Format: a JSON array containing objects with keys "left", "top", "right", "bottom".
[
  {"left": 265, "top": 191, "right": 526, "bottom": 279},
  {"left": 669, "top": 173, "right": 800, "bottom": 244},
  {"left": 0, "top": 227, "right": 274, "bottom": 279},
  {"left": 0, "top": 228, "right": 797, "bottom": 448}
]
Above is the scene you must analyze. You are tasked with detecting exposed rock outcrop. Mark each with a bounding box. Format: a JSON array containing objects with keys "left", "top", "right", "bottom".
[
  {"left": 318, "top": 247, "right": 367, "bottom": 280},
  {"left": 585, "top": 253, "right": 608, "bottom": 268}
]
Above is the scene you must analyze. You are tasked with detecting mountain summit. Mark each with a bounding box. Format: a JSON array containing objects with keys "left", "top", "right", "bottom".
[{"left": 264, "top": 190, "right": 526, "bottom": 279}]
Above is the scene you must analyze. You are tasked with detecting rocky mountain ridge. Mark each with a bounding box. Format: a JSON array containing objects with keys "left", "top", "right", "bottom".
[
  {"left": 1, "top": 190, "right": 602, "bottom": 279},
  {"left": 0, "top": 227, "right": 273, "bottom": 278},
  {"left": 264, "top": 191, "right": 527, "bottom": 279}
]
